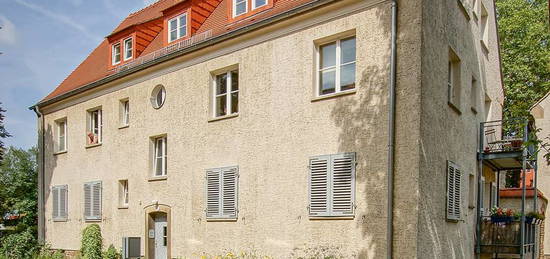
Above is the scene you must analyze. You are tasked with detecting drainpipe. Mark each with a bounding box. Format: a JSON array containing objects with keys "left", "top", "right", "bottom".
[
  {"left": 30, "top": 105, "right": 45, "bottom": 243},
  {"left": 387, "top": 0, "right": 397, "bottom": 258}
]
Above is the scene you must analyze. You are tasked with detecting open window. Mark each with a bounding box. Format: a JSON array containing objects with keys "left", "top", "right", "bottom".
[
  {"left": 118, "top": 180, "right": 129, "bottom": 208},
  {"left": 151, "top": 136, "right": 167, "bottom": 177},
  {"left": 448, "top": 48, "right": 462, "bottom": 112},
  {"left": 87, "top": 108, "right": 102, "bottom": 145},
  {"left": 55, "top": 118, "right": 67, "bottom": 153}
]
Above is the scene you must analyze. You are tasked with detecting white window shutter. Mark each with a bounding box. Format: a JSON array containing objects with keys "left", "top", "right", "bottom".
[
  {"left": 84, "top": 183, "right": 92, "bottom": 219},
  {"left": 330, "top": 153, "right": 355, "bottom": 216},
  {"left": 60, "top": 186, "right": 68, "bottom": 219},
  {"left": 206, "top": 169, "right": 221, "bottom": 218},
  {"left": 222, "top": 167, "right": 238, "bottom": 218},
  {"left": 309, "top": 155, "right": 330, "bottom": 217},
  {"left": 447, "top": 161, "right": 461, "bottom": 221},
  {"left": 52, "top": 187, "right": 59, "bottom": 219},
  {"left": 92, "top": 182, "right": 102, "bottom": 219}
]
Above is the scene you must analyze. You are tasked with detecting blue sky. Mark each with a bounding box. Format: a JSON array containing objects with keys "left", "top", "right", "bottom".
[{"left": 0, "top": 0, "right": 159, "bottom": 149}]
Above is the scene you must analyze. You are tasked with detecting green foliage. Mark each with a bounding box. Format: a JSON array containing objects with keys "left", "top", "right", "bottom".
[
  {"left": 102, "top": 244, "right": 120, "bottom": 259},
  {"left": 0, "top": 103, "right": 10, "bottom": 162},
  {"left": 33, "top": 244, "right": 65, "bottom": 259},
  {"left": 81, "top": 224, "right": 103, "bottom": 259},
  {"left": 0, "top": 228, "right": 38, "bottom": 259},
  {"left": 496, "top": 0, "right": 550, "bottom": 120}
]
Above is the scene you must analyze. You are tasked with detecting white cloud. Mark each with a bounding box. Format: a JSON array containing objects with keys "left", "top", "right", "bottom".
[
  {"left": 14, "top": 0, "right": 101, "bottom": 42},
  {"left": 0, "top": 15, "right": 17, "bottom": 45}
]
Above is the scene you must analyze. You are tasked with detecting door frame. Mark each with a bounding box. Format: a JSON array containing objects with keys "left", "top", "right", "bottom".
[{"left": 144, "top": 204, "right": 171, "bottom": 259}]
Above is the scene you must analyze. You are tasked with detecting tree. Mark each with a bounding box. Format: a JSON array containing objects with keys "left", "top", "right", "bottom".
[
  {"left": 0, "top": 147, "right": 38, "bottom": 258},
  {"left": 0, "top": 103, "right": 10, "bottom": 162},
  {"left": 496, "top": 0, "right": 550, "bottom": 121}
]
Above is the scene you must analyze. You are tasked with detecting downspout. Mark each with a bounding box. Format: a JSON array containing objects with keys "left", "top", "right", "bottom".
[
  {"left": 387, "top": 0, "right": 397, "bottom": 258},
  {"left": 30, "top": 105, "right": 45, "bottom": 243}
]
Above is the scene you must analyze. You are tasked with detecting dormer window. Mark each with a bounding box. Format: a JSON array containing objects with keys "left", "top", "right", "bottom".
[
  {"left": 233, "top": 0, "right": 247, "bottom": 17},
  {"left": 168, "top": 13, "right": 187, "bottom": 43},
  {"left": 112, "top": 43, "right": 121, "bottom": 65},
  {"left": 123, "top": 38, "right": 133, "bottom": 61},
  {"left": 252, "top": 0, "right": 267, "bottom": 9}
]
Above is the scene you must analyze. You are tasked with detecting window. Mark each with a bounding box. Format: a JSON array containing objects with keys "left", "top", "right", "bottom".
[
  {"left": 448, "top": 49, "right": 461, "bottom": 110},
  {"left": 120, "top": 99, "right": 129, "bottom": 126},
  {"left": 233, "top": 0, "right": 247, "bottom": 17},
  {"left": 151, "top": 85, "right": 166, "bottom": 109},
  {"left": 168, "top": 13, "right": 187, "bottom": 42},
  {"left": 87, "top": 109, "right": 102, "bottom": 145},
  {"left": 470, "top": 77, "right": 479, "bottom": 113},
  {"left": 252, "top": 0, "right": 267, "bottom": 9},
  {"left": 119, "top": 180, "right": 129, "bottom": 208},
  {"left": 124, "top": 38, "right": 133, "bottom": 61},
  {"left": 318, "top": 36, "right": 356, "bottom": 96},
  {"left": 309, "top": 153, "right": 355, "bottom": 218},
  {"left": 480, "top": 2, "right": 489, "bottom": 49},
  {"left": 112, "top": 43, "right": 121, "bottom": 65},
  {"left": 213, "top": 70, "right": 239, "bottom": 117},
  {"left": 56, "top": 119, "right": 67, "bottom": 152},
  {"left": 471, "top": 0, "right": 479, "bottom": 19},
  {"left": 52, "top": 185, "right": 68, "bottom": 221},
  {"left": 468, "top": 173, "right": 475, "bottom": 209},
  {"left": 84, "top": 181, "right": 102, "bottom": 221},
  {"left": 153, "top": 137, "right": 167, "bottom": 177},
  {"left": 206, "top": 166, "right": 238, "bottom": 219},
  {"left": 490, "top": 183, "right": 498, "bottom": 208},
  {"left": 446, "top": 161, "right": 462, "bottom": 221}
]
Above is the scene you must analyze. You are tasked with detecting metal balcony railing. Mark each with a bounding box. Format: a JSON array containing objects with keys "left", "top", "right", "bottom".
[
  {"left": 481, "top": 119, "right": 531, "bottom": 154},
  {"left": 110, "top": 30, "right": 213, "bottom": 74},
  {"left": 479, "top": 217, "right": 538, "bottom": 256}
]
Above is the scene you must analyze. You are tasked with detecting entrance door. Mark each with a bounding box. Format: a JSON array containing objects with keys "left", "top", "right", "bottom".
[{"left": 154, "top": 215, "right": 167, "bottom": 259}]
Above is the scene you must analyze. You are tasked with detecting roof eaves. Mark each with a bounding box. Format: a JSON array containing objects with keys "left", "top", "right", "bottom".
[{"left": 33, "top": 0, "right": 339, "bottom": 109}]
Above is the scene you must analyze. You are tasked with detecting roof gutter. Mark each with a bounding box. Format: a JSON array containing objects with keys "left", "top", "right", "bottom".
[{"left": 32, "top": 0, "right": 339, "bottom": 109}]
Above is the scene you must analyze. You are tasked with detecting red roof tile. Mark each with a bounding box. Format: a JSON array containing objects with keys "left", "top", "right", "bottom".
[{"left": 41, "top": 0, "right": 316, "bottom": 104}]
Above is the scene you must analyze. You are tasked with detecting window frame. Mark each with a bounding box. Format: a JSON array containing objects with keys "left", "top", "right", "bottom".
[
  {"left": 212, "top": 70, "right": 239, "bottom": 118},
  {"left": 84, "top": 181, "right": 102, "bottom": 221},
  {"left": 448, "top": 48, "right": 462, "bottom": 112},
  {"left": 167, "top": 13, "right": 188, "bottom": 43},
  {"left": 316, "top": 36, "right": 357, "bottom": 97},
  {"left": 479, "top": 2, "right": 489, "bottom": 50},
  {"left": 120, "top": 99, "right": 130, "bottom": 127},
  {"left": 123, "top": 37, "right": 133, "bottom": 61},
  {"left": 232, "top": 0, "right": 248, "bottom": 17},
  {"left": 87, "top": 108, "right": 103, "bottom": 145},
  {"left": 56, "top": 119, "right": 67, "bottom": 153},
  {"left": 252, "top": 0, "right": 267, "bottom": 10},
  {"left": 153, "top": 136, "right": 167, "bottom": 177},
  {"left": 119, "top": 180, "right": 129, "bottom": 208},
  {"left": 112, "top": 43, "right": 121, "bottom": 65},
  {"left": 446, "top": 161, "right": 462, "bottom": 221},
  {"left": 205, "top": 166, "right": 239, "bottom": 220}
]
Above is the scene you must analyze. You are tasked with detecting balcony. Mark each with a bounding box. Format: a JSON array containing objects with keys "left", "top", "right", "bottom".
[{"left": 480, "top": 217, "right": 538, "bottom": 256}]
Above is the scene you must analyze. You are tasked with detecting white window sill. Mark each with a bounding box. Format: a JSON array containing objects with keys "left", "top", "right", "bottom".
[
  {"left": 309, "top": 216, "right": 355, "bottom": 220},
  {"left": 54, "top": 150, "right": 67, "bottom": 156},
  {"left": 118, "top": 124, "right": 129, "bottom": 130},
  {"left": 84, "top": 218, "right": 102, "bottom": 222},
  {"left": 118, "top": 206, "right": 129, "bottom": 210},
  {"left": 206, "top": 218, "right": 238, "bottom": 222},
  {"left": 311, "top": 89, "right": 356, "bottom": 102},
  {"left": 208, "top": 113, "right": 239, "bottom": 123},
  {"left": 53, "top": 218, "right": 68, "bottom": 222},
  {"left": 85, "top": 143, "right": 102, "bottom": 149},
  {"left": 148, "top": 175, "right": 168, "bottom": 182}
]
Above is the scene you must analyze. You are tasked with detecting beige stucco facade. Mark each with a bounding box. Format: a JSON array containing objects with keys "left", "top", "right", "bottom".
[
  {"left": 36, "top": 0, "right": 505, "bottom": 258},
  {"left": 532, "top": 92, "right": 550, "bottom": 258}
]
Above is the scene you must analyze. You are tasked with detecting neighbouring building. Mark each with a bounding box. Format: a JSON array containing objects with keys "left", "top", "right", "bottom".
[
  {"left": 31, "top": 0, "right": 513, "bottom": 258},
  {"left": 531, "top": 92, "right": 550, "bottom": 259}
]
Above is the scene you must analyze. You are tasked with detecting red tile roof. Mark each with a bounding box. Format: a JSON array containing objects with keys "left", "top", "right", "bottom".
[
  {"left": 500, "top": 188, "right": 548, "bottom": 202},
  {"left": 41, "top": 0, "right": 316, "bottom": 104}
]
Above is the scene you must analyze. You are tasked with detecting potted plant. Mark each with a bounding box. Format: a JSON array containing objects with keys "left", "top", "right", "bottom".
[
  {"left": 526, "top": 211, "right": 545, "bottom": 224},
  {"left": 490, "top": 207, "right": 514, "bottom": 223}
]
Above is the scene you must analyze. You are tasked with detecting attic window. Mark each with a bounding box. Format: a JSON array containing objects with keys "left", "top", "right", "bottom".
[
  {"left": 233, "top": 0, "right": 247, "bottom": 17},
  {"left": 253, "top": 0, "right": 267, "bottom": 9},
  {"left": 124, "top": 38, "right": 133, "bottom": 61},
  {"left": 112, "top": 43, "right": 121, "bottom": 65},
  {"left": 168, "top": 13, "right": 187, "bottom": 43}
]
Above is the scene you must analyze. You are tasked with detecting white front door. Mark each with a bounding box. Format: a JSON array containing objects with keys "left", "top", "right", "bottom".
[{"left": 154, "top": 215, "right": 167, "bottom": 259}]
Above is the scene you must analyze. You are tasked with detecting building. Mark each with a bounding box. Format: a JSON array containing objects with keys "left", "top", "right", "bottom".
[
  {"left": 531, "top": 92, "right": 550, "bottom": 259},
  {"left": 31, "top": 0, "right": 509, "bottom": 258}
]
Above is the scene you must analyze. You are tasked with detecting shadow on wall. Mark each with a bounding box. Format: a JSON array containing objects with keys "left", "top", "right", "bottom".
[
  {"left": 329, "top": 3, "right": 392, "bottom": 257},
  {"left": 43, "top": 122, "right": 58, "bottom": 239}
]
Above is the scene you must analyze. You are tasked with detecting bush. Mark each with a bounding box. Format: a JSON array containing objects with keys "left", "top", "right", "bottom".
[
  {"left": 102, "top": 244, "right": 120, "bottom": 259},
  {"left": 81, "top": 224, "right": 102, "bottom": 259},
  {"left": 0, "top": 228, "right": 38, "bottom": 259}
]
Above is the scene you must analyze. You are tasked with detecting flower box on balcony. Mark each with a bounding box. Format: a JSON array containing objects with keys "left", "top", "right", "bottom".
[{"left": 490, "top": 215, "right": 514, "bottom": 223}]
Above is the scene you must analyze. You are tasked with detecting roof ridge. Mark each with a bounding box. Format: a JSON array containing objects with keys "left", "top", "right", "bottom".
[{"left": 128, "top": 0, "right": 167, "bottom": 17}]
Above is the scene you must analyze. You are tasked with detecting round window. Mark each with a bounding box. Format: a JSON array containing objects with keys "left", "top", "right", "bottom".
[{"left": 151, "top": 85, "right": 166, "bottom": 109}]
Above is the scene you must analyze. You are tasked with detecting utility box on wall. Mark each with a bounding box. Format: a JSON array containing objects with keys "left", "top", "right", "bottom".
[{"left": 122, "top": 237, "right": 141, "bottom": 259}]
